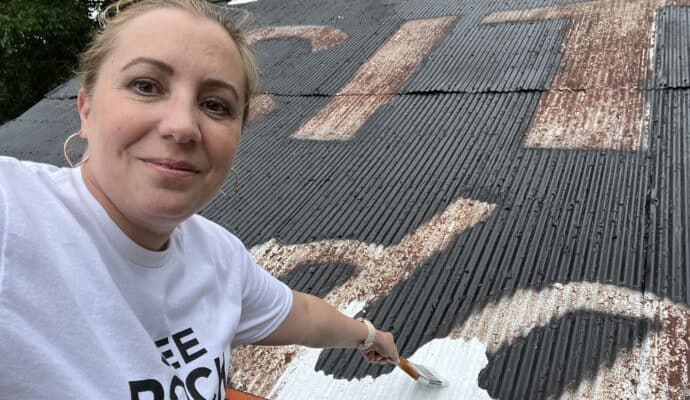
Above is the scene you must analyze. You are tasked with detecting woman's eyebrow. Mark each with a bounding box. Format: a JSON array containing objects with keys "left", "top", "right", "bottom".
[
  {"left": 120, "top": 57, "right": 240, "bottom": 101},
  {"left": 120, "top": 57, "right": 174, "bottom": 75},
  {"left": 202, "top": 78, "right": 240, "bottom": 102}
]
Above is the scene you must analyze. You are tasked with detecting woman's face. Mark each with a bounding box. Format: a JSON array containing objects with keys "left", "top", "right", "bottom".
[{"left": 78, "top": 8, "right": 246, "bottom": 238}]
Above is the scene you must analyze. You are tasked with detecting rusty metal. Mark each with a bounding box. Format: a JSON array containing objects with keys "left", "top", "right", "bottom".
[
  {"left": 230, "top": 198, "right": 496, "bottom": 396},
  {"left": 247, "top": 94, "right": 277, "bottom": 122},
  {"left": 244, "top": 26, "right": 348, "bottom": 124},
  {"left": 247, "top": 26, "right": 347, "bottom": 52},
  {"left": 453, "top": 282, "right": 690, "bottom": 399},
  {"left": 291, "top": 17, "right": 456, "bottom": 141},
  {"left": 482, "top": 0, "right": 690, "bottom": 151}
]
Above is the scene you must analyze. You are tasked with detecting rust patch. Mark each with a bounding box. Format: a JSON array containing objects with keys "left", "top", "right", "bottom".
[
  {"left": 245, "top": 26, "right": 347, "bottom": 123},
  {"left": 451, "top": 282, "right": 690, "bottom": 399},
  {"left": 247, "top": 94, "right": 277, "bottom": 122},
  {"left": 291, "top": 16, "right": 456, "bottom": 141},
  {"left": 482, "top": 0, "right": 690, "bottom": 151},
  {"left": 250, "top": 198, "right": 495, "bottom": 309},
  {"left": 229, "top": 198, "right": 496, "bottom": 396},
  {"left": 664, "top": 313, "right": 690, "bottom": 392},
  {"left": 524, "top": 89, "right": 646, "bottom": 150},
  {"left": 644, "top": 302, "right": 690, "bottom": 399},
  {"left": 561, "top": 346, "right": 640, "bottom": 399},
  {"left": 230, "top": 344, "right": 300, "bottom": 396},
  {"left": 247, "top": 25, "right": 347, "bottom": 52}
]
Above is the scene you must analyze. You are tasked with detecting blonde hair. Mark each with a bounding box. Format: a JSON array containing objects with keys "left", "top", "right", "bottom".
[{"left": 78, "top": 0, "right": 259, "bottom": 123}]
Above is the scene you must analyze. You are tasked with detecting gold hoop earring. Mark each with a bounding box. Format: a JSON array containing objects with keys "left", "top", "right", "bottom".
[
  {"left": 219, "top": 168, "right": 240, "bottom": 198},
  {"left": 63, "top": 131, "right": 88, "bottom": 168}
]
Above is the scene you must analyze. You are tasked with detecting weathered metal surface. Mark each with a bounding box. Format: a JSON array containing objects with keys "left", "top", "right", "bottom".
[
  {"left": 652, "top": 4, "right": 690, "bottom": 88},
  {"left": 266, "top": 282, "right": 690, "bottom": 399},
  {"left": 247, "top": 94, "right": 277, "bottom": 122},
  {"left": 247, "top": 25, "right": 347, "bottom": 52},
  {"left": 482, "top": 0, "right": 683, "bottom": 151},
  {"left": 291, "top": 17, "right": 456, "bottom": 140},
  {"left": 458, "top": 282, "right": 689, "bottom": 399},
  {"left": 246, "top": 25, "right": 347, "bottom": 123},
  {"left": 2, "top": 1, "right": 690, "bottom": 399},
  {"left": 230, "top": 198, "right": 496, "bottom": 396}
]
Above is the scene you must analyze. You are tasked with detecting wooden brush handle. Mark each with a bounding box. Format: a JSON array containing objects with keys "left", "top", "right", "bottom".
[{"left": 398, "top": 356, "right": 420, "bottom": 380}]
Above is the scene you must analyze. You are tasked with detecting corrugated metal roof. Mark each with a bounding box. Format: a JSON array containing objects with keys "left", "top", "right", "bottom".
[{"left": 1, "top": 0, "right": 689, "bottom": 398}]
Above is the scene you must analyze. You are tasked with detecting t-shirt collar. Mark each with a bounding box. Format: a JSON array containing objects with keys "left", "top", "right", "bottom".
[{"left": 69, "top": 166, "right": 179, "bottom": 268}]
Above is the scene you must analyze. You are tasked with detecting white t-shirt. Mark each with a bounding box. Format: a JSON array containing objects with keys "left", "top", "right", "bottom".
[{"left": 0, "top": 157, "right": 293, "bottom": 399}]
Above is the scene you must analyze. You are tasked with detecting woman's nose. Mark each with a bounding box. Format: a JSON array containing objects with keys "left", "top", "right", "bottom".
[{"left": 159, "top": 96, "right": 202, "bottom": 144}]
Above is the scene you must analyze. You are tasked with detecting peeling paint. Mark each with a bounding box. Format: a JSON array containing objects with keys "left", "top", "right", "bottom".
[
  {"left": 247, "top": 94, "right": 277, "bottom": 122},
  {"left": 250, "top": 198, "right": 495, "bottom": 309},
  {"left": 244, "top": 26, "right": 347, "bottom": 124},
  {"left": 454, "top": 282, "right": 690, "bottom": 399},
  {"left": 247, "top": 26, "right": 347, "bottom": 52},
  {"left": 291, "top": 17, "right": 456, "bottom": 141},
  {"left": 522, "top": 89, "right": 645, "bottom": 151},
  {"left": 236, "top": 282, "right": 689, "bottom": 399},
  {"left": 560, "top": 345, "right": 641, "bottom": 399},
  {"left": 482, "top": 0, "right": 690, "bottom": 150},
  {"left": 230, "top": 198, "right": 496, "bottom": 396}
]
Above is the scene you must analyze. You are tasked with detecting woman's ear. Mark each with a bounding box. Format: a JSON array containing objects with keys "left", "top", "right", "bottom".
[{"left": 77, "top": 87, "right": 91, "bottom": 138}]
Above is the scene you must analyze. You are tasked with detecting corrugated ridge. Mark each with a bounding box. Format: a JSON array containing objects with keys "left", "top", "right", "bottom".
[
  {"left": 201, "top": 97, "right": 329, "bottom": 227},
  {"left": 254, "top": 14, "right": 403, "bottom": 95},
  {"left": 316, "top": 92, "right": 541, "bottom": 378},
  {"left": 209, "top": 8, "right": 688, "bottom": 393},
  {"left": 293, "top": 95, "right": 451, "bottom": 245},
  {"left": 253, "top": 1, "right": 569, "bottom": 96},
  {"left": 164, "top": 1, "right": 690, "bottom": 397},
  {"left": 404, "top": 15, "right": 564, "bottom": 93},
  {"left": 652, "top": 5, "right": 690, "bottom": 89},
  {"left": 645, "top": 88, "right": 690, "bottom": 302}
]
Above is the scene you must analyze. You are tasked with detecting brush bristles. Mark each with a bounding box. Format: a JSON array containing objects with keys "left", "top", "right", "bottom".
[{"left": 409, "top": 362, "right": 449, "bottom": 387}]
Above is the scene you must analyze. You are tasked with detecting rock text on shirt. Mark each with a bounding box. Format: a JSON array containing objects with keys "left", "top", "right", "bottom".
[{"left": 129, "top": 327, "right": 227, "bottom": 400}]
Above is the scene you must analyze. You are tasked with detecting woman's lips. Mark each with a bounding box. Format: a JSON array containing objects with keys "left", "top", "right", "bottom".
[{"left": 142, "top": 158, "right": 201, "bottom": 177}]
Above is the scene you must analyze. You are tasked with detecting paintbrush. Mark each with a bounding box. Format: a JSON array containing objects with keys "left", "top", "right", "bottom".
[{"left": 398, "top": 356, "right": 449, "bottom": 387}]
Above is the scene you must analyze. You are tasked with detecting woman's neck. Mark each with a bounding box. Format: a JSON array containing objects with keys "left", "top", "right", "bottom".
[{"left": 80, "top": 165, "right": 172, "bottom": 251}]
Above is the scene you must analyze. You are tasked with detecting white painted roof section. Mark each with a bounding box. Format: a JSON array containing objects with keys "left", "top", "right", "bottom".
[{"left": 271, "top": 338, "right": 492, "bottom": 400}]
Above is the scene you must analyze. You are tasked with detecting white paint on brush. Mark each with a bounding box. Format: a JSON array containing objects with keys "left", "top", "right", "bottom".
[{"left": 270, "top": 337, "right": 493, "bottom": 400}]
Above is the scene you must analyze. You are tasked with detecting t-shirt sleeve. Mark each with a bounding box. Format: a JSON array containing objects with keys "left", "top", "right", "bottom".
[{"left": 231, "top": 247, "right": 293, "bottom": 347}]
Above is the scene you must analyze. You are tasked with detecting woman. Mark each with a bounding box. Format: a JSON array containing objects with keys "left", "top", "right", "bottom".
[{"left": 0, "top": 0, "right": 398, "bottom": 398}]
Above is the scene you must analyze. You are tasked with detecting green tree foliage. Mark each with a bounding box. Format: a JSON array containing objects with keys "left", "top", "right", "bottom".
[{"left": 0, "top": 0, "right": 108, "bottom": 124}]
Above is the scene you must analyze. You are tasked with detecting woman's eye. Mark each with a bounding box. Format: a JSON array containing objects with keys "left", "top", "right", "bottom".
[
  {"left": 201, "top": 99, "right": 231, "bottom": 117},
  {"left": 130, "top": 79, "right": 160, "bottom": 96}
]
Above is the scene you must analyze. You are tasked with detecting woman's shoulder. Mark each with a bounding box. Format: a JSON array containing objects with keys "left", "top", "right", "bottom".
[
  {"left": 0, "top": 156, "right": 62, "bottom": 178},
  {"left": 0, "top": 156, "right": 68, "bottom": 194},
  {"left": 182, "top": 214, "right": 245, "bottom": 251},
  {"left": 179, "top": 215, "right": 256, "bottom": 276}
]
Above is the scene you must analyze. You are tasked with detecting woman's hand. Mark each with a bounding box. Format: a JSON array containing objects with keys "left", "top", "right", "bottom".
[{"left": 360, "top": 329, "right": 399, "bottom": 365}]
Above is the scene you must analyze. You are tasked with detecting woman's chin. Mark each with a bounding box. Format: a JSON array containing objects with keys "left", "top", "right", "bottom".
[{"left": 138, "top": 192, "right": 202, "bottom": 223}]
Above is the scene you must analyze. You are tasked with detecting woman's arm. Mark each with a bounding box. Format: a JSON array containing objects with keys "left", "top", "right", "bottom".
[{"left": 256, "top": 290, "right": 399, "bottom": 365}]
